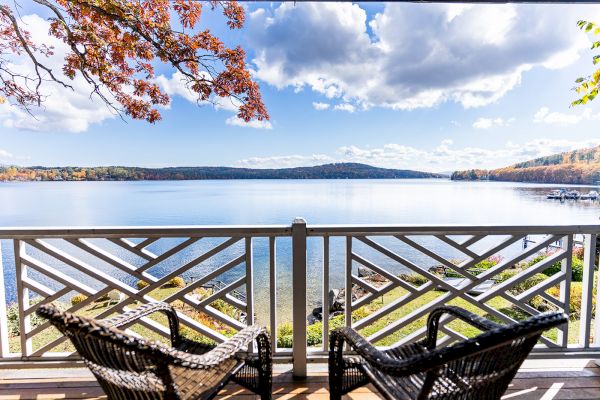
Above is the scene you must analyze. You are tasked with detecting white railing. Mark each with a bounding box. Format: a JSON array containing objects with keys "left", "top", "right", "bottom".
[{"left": 0, "top": 221, "right": 598, "bottom": 377}]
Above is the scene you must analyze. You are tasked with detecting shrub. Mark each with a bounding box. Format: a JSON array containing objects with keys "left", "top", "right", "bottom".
[
  {"left": 573, "top": 247, "right": 585, "bottom": 261},
  {"left": 529, "top": 253, "right": 584, "bottom": 282},
  {"left": 542, "top": 261, "right": 563, "bottom": 277},
  {"left": 547, "top": 284, "right": 591, "bottom": 319},
  {"left": 495, "top": 269, "right": 519, "bottom": 283},
  {"left": 70, "top": 294, "right": 87, "bottom": 306},
  {"left": 136, "top": 280, "right": 150, "bottom": 290},
  {"left": 510, "top": 273, "right": 547, "bottom": 295},
  {"left": 211, "top": 299, "right": 239, "bottom": 319},
  {"left": 277, "top": 314, "right": 351, "bottom": 348},
  {"left": 7, "top": 302, "right": 43, "bottom": 336},
  {"left": 474, "top": 256, "right": 502, "bottom": 271},
  {"left": 307, "top": 322, "right": 323, "bottom": 346},
  {"left": 163, "top": 276, "right": 186, "bottom": 288},
  {"left": 277, "top": 323, "right": 293, "bottom": 348},
  {"left": 572, "top": 257, "right": 584, "bottom": 282},
  {"left": 399, "top": 273, "right": 428, "bottom": 287}
]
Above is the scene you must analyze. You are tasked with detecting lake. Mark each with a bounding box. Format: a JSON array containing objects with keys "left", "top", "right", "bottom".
[{"left": 1, "top": 179, "right": 599, "bottom": 324}]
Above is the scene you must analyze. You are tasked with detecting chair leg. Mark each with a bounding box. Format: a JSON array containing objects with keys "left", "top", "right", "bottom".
[{"left": 256, "top": 333, "right": 272, "bottom": 400}]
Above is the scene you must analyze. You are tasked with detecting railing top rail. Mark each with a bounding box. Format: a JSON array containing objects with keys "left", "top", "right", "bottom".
[
  {"left": 0, "top": 225, "right": 291, "bottom": 239},
  {"left": 0, "top": 223, "right": 599, "bottom": 239},
  {"left": 307, "top": 224, "right": 600, "bottom": 236}
]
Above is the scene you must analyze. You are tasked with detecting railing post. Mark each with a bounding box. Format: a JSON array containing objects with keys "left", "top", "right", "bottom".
[
  {"left": 581, "top": 234, "right": 596, "bottom": 347},
  {"left": 558, "top": 234, "right": 573, "bottom": 348},
  {"left": 292, "top": 218, "right": 307, "bottom": 379},
  {"left": 0, "top": 241, "right": 9, "bottom": 358}
]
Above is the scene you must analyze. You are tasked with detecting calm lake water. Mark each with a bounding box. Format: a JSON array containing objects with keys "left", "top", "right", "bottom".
[{"left": 1, "top": 179, "right": 599, "bottom": 324}]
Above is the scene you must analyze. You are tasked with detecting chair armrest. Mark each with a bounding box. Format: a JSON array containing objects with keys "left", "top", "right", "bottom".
[
  {"left": 168, "top": 325, "right": 268, "bottom": 369},
  {"left": 330, "top": 327, "right": 420, "bottom": 377},
  {"left": 425, "top": 306, "right": 501, "bottom": 349},
  {"left": 101, "top": 302, "right": 181, "bottom": 346}
]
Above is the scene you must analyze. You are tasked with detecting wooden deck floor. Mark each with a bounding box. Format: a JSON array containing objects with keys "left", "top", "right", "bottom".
[{"left": 0, "top": 359, "right": 598, "bottom": 399}]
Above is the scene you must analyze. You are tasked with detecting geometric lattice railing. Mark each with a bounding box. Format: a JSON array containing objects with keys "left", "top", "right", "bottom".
[
  {"left": 0, "top": 226, "right": 289, "bottom": 363},
  {"left": 308, "top": 225, "right": 599, "bottom": 363},
  {"left": 0, "top": 222, "right": 598, "bottom": 377}
]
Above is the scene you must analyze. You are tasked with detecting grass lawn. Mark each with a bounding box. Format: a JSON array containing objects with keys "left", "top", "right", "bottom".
[{"left": 8, "top": 278, "right": 588, "bottom": 354}]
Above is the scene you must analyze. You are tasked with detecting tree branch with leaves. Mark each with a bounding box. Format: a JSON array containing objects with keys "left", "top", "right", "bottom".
[
  {"left": 0, "top": 0, "right": 268, "bottom": 123},
  {"left": 572, "top": 20, "right": 600, "bottom": 106}
]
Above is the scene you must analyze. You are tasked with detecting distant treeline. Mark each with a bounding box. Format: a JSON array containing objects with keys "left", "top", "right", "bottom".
[
  {"left": 0, "top": 163, "right": 445, "bottom": 182},
  {"left": 452, "top": 146, "right": 600, "bottom": 185}
]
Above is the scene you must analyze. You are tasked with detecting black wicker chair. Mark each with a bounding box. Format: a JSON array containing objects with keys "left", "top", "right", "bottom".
[
  {"left": 329, "top": 306, "right": 567, "bottom": 400},
  {"left": 37, "top": 302, "right": 272, "bottom": 400}
]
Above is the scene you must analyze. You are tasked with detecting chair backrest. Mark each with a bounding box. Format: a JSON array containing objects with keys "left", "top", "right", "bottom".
[
  {"left": 421, "top": 312, "right": 567, "bottom": 399},
  {"left": 37, "top": 304, "right": 174, "bottom": 400}
]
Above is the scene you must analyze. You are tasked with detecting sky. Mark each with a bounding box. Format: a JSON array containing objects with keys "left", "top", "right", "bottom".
[{"left": 1, "top": 2, "right": 600, "bottom": 173}]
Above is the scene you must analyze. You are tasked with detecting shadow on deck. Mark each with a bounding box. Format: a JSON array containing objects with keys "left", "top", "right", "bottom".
[{"left": 0, "top": 359, "right": 598, "bottom": 399}]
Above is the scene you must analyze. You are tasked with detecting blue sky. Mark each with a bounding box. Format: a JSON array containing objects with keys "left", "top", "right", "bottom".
[{"left": 1, "top": 2, "right": 600, "bottom": 172}]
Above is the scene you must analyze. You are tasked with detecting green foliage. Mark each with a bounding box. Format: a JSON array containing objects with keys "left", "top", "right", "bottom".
[
  {"left": 277, "top": 314, "right": 349, "bottom": 348},
  {"left": 547, "top": 282, "right": 591, "bottom": 320},
  {"left": 211, "top": 299, "right": 239, "bottom": 319},
  {"left": 572, "top": 257, "right": 584, "bottom": 282},
  {"left": 528, "top": 253, "right": 584, "bottom": 282},
  {"left": 399, "top": 273, "right": 429, "bottom": 287},
  {"left": 510, "top": 273, "right": 548, "bottom": 295},
  {"left": 495, "top": 268, "right": 519, "bottom": 283},
  {"left": 474, "top": 257, "right": 499, "bottom": 271},
  {"left": 70, "top": 294, "right": 87, "bottom": 306},
  {"left": 540, "top": 259, "right": 562, "bottom": 277},
  {"left": 7, "top": 302, "right": 44, "bottom": 336},
  {"left": 307, "top": 322, "right": 322, "bottom": 346},
  {"left": 163, "top": 277, "right": 186, "bottom": 288},
  {"left": 573, "top": 21, "right": 600, "bottom": 106},
  {"left": 277, "top": 323, "right": 293, "bottom": 348}
]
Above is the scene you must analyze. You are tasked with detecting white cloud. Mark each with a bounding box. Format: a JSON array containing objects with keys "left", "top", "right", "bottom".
[
  {"left": 333, "top": 103, "right": 355, "bottom": 113},
  {"left": 155, "top": 71, "right": 199, "bottom": 103},
  {"left": 0, "top": 149, "right": 13, "bottom": 159},
  {"left": 0, "top": 15, "right": 117, "bottom": 133},
  {"left": 472, "top": 117, "right": 515, "bottom": 129},
  {"left": 155, "top": 71, "right": 243, "bottom": 113},
  {"left": 247, "top": 3, "right": 599, "bottom": 110},
  {"left": 312, "top": 102, "right": 330, "bottom": 110},
  {"left": 236, "top": 154, "right": 334, "bottom": 168},
  {"left": 236, "top": 138, "right": 600, "bottom": 171},
  {"left": 225, "top": 116, "right": 272, "bottom": 130},
  {"left": 533, "top": 106, "right": 600, "bottom": 125}
]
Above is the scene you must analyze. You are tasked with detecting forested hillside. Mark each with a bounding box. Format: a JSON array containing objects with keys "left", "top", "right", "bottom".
[
  {"left": 0, "top": 163, "right": 444, "bottom": 181},
  {"left": 452, "top": 146, "right": 600, "bottom": 185}
]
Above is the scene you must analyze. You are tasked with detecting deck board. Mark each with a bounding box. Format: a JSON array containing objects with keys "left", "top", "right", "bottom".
[{"left": 0, "top": 359, "right": 597, "bottom": 399}]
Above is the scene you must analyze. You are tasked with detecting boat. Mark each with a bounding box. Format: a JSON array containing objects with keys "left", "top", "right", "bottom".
[
  {"left": 581, "top": 190, "right": 599, "bottom": 200},
  {"left": 547, "top": 188, "right": 568, "bottom": 199},
  {"left": 565, "top": 190, "right": 581, "bottom": 200},
  {"left": 547, "top": 189, "right": 564, "bottom": 199}
]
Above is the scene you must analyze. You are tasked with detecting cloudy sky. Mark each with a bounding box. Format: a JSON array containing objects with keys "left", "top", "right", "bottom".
[{"left": 1, "top": 2, "right": 600, "bottom": 172}]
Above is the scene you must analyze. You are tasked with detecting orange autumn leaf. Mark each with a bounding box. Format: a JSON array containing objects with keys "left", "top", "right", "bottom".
[{"left": 0, "top": 0, "right": 268, "bottom": 124}]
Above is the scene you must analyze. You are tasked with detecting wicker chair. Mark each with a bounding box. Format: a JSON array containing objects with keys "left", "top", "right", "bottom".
[
  {"left": 329, "top": 306, "right": 567, "bottom": 400},
  {"left": 36, "top": 302, "right": 272, "bottom": 400}
]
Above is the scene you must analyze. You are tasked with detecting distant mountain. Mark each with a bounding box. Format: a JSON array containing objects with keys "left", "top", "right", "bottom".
[
  {"left": 451, "top": 145, "right": 600, "bottom": 185},
  {"left": 0, "top": 163, "right": 445, "bottom": 181}
]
